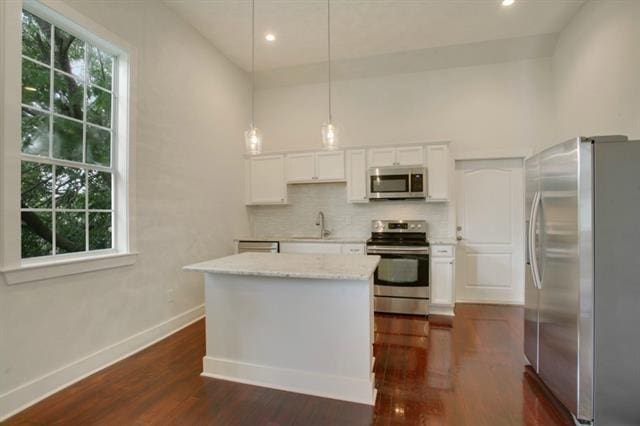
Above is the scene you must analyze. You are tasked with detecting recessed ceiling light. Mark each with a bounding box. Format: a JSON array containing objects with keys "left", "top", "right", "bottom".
[
  {"left": 502, "top": 0, "right": 514, "bottom": 6},
  {"left": 265, "top": 33, "right": 276, "bottom": 42}
]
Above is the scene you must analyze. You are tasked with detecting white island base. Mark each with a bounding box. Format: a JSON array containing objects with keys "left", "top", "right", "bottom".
[{"left": 184, "top": 253, "right": 379, "bottom": 405}]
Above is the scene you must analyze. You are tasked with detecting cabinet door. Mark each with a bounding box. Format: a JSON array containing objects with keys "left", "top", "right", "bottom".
[
  {"left": 368, "top": 148, "right": 396, "bottom": 167},
  {"left": 431, "top": 257, "right": 454, "bottom": 306},
  {"left": 286, "top": 153, "right": 316, "bottom": 182},
  {"left": 346, "top": 150, "right": 368, "bottom": 203},
  {"left": 247, "top": 155, "right": 286, "bottom": 204},
  {"left": 426, "top": 144, "right": 449, "bottom": 201},
  {"left": 315, "top": 151, "right": 345, "bottom": 181},
  {"left": 280, "top": 242, "right": 342, "bottom": 254},
  {"left": 396, "top": 146, "right": 424, "bottom": 166}
]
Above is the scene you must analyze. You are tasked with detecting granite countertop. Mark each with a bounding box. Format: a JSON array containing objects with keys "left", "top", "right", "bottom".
[
  {"left": 428, "top": 238, "right": 458, "bottom": 245},
  {"left": 184, "top": 252, "right": 381, "bottom": 281},
  {"left": 235, "top": 236, "right": 367, "bottom": 244}
]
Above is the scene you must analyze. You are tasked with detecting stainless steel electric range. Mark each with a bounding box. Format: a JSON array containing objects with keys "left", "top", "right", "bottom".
[{"left": 366, "top": 220, "right": 429, "bottom": 315}]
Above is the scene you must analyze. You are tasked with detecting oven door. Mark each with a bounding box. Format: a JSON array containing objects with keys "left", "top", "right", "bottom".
[{"left": 367, "top": 247, "right": 429, "bottom": 298}]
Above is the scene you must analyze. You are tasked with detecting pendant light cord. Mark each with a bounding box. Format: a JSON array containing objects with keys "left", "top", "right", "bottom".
[
  {"left": 327, "top": 0, "right": 332, "bottom": 122},
  {"left": 251, "top": 0, "right": 255, "bottom": 128}
]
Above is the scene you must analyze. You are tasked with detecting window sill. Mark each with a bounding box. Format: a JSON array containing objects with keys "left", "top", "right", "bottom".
[{"left": 1, "top": 252, "right": 138, "bottom": 285}]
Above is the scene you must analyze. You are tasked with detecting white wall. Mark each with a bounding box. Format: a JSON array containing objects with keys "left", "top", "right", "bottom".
[
  {"left": 0, "top": 0, "right": 250, "bottom": 418},
  {"left": 552, "top": 0, "right": 640, "bottom": 148},
  {"left": 255, "top": 57, "right": 554, "bottom": 156}
]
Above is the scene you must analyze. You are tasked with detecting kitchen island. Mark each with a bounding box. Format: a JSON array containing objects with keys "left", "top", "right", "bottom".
[{"left": 183, "top": 252, "right": 380, "bottom": 405}]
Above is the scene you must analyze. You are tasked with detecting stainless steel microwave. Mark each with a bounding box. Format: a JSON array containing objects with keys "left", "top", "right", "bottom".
[{"left": 367, "top": 166, "right": 427, "bottom": 200}]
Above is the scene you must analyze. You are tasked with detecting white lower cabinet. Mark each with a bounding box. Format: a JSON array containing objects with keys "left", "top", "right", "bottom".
[
  {"left": 430, "top": 245, "right": 455, "bottom": 316},
  {"left": 279, "top": 242, "right": 365, "bottom": 255}
]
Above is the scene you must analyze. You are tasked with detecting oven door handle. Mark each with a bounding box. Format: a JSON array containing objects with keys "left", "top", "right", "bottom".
[{"left": 367, "top": 247, "right": 430, "bottom": 255}]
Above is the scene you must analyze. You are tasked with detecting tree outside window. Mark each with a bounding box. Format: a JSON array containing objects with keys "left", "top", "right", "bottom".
[{"left": 21, "top": 9, "right": 116, "bottom": 259}]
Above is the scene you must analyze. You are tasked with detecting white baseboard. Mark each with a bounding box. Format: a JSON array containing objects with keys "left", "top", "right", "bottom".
[
  {"left": 455, "top": 299, "right": 524, "bottom": 306},
  {"left": 202, "top": 356, "right": 375, "bottom": 406},
  {"left": 0, "top": 304, "right": 205, "bottom": 422},
  {"left": 429, "top": 304, "right": 455, "bottom": 316}
]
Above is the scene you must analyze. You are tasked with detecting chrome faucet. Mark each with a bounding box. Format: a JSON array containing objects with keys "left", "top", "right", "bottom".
[{"left": 315, "top": 211, "right": 331, "bottom": 239}]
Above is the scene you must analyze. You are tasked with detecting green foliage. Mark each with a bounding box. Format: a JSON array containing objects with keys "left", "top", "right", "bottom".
[
  {"left": 22, "top": 11, "right": 50, "bottom": 63},
  {"left": 20, "top": 9, "right": 115, "bottom": 258},
  {"left": 21, "top": 108, "right": 49, "bottom": 156}
]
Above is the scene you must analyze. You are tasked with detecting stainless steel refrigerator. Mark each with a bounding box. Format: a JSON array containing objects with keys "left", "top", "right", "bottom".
[{"left": 524, "top": 136, "right": 640, "bottom": 425}]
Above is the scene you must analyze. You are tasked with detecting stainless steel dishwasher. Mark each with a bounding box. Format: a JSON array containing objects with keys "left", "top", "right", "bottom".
[{"left": 236, "top": 240, "right": 279, "bottom": 253}]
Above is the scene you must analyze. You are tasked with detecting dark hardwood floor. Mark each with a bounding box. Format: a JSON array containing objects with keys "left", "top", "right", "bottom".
[{"left": 3, "top": 304, "right": 573, "bottom": 425}]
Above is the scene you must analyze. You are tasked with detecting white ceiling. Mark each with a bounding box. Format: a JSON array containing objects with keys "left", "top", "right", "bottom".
[{"left": 165, "top": 0, "right": 584, "bottom": 72}]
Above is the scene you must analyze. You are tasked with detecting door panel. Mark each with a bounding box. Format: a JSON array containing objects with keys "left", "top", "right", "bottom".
[
  {"left": 368, "top": 148, "right": 396, "bottom": 167},
  {"left": 286, "top": 153, "right": 315, "bottom": 182},
  {"left": 537, "top": 139, "right": 580, "bottom": 416},
  {"left": 316, "top": 151, "right": 345, "bottom": 180},
  {"left": 455, "top": 159, "right": 524, "bottom": 304}
]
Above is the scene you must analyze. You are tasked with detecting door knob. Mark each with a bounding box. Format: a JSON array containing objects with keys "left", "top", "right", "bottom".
[{"left": 456, "top": 235, "right": 463, "bottom": 241}]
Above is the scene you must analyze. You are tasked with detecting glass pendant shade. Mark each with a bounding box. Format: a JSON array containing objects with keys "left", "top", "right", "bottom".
[
  {"left": 321, "top": 121, "right": 339, "bottom": 150},
  {"left": 244, "top": 126, "right": 263, "bottom": 155}
]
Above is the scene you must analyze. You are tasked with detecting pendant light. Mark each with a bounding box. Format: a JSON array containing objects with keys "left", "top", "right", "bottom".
[
  {"left": 245, "top": 0, "right": 262, "bottom": 155},
  {"left": 321, "top": 0, "right": 339, "bottom": 150}
]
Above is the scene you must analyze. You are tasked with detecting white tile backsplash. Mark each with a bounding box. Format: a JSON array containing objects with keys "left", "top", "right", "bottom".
[{"left": 248, "top": 183, "right": 451, "bottom": 239}]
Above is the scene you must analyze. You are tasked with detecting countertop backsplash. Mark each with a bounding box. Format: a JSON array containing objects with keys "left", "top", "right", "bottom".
[{"left": 248, "top": 183, "right": 451, "bottom": 240}]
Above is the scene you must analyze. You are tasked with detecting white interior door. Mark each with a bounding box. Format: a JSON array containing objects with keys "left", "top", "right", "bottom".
[{"left": 455, "top": 159, "right": 524, "bottom": 304}]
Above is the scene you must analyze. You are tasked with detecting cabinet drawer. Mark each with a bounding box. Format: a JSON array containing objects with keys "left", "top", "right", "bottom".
[
  {"left": 431, "top": 245, "right": 453, "bottom": 257},
  {"left": 342, "top": 244, "right": 365, "bottom": 255}
]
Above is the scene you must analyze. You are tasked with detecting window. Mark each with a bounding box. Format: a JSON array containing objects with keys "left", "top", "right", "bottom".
[{"left": 20, "top": 9, "right": 116, "bottom": 259}]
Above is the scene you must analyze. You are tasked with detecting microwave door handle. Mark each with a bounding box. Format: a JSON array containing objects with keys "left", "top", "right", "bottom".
[{"left": 529, "top": 192, "right": 542, "bottom": 289}]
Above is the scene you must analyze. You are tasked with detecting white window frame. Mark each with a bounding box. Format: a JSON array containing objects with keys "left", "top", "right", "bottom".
[{"left": 0, "top": 0, "right": 137, "bottom": 285}]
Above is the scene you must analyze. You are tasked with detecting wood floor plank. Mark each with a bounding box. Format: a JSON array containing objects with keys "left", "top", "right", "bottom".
[{"left": 2, "top": 304, "right": 574, "bottom": 425}]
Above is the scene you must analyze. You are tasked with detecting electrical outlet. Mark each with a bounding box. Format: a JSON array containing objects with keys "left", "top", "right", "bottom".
[{"left": 166, "top": 288, "right": 175, "bottom": 303}]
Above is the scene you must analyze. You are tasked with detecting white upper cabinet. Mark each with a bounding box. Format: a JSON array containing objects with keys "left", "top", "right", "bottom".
[
  {"left": 286, "top": 153, "right": 315, "bottom": 182},
  {"left": 315, "top": 151, "right": 345, "bottom": 181},
  {"left": 246, "top": 155, "right": 286, "bottom": 205},
  {"left": 426, "top": 144, "right": 449, "bottom": 201},
  {"left": 285, "top": 151, "right": 345, "bottom": 183},
  {"left": 367, "top": 147, "right": 396, "bottom": 167},
  {"left": 368, "top": 146, "right": 424, "bottom": 167},
  {"left": 395, "top": 146, "right": 424, "bottom": 166},
  {"left": 346, "top": 149, "right": 368, "bottom": 203}
]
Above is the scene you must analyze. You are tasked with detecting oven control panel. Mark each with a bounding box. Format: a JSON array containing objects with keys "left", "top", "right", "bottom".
[{"left": 372, "top": 220, "right": 427, "bottom": 233}]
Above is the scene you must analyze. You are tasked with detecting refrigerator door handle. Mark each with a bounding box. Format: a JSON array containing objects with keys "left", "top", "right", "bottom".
[{"left": 529, "top": 191, "right": 542, "bottom": 289}]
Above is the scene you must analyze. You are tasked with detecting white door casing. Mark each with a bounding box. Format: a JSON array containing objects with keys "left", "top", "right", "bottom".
[{"left": 455, "top": 159, "right": 524, "bottom": 304}]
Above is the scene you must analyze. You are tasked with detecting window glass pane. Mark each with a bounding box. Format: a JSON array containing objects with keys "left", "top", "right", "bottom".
[
  {"left": 52, "top": 116, "right": 83, "bottom": 162},
  {"left": 55, "top": 166, "right": 86, "bottom": 210},
  {"left": 22, "top": 58, "right": 50, "bottom": 110},
  {"left": 53, "top": 71, "right": 84, "bottom": 120},
  {"left": 55, "top": 212, "right": 85, "bottom": 254},
  {"left": 54, "top": 27, "right": 85, "bottom": 80},
  {"left": 21, "top": 211, "right": 53, "bottom": 258},
  {"left": 21, "top": 107, "right": 50, "bottom": 156},
  {"left": 88, "top": 46, "right": 113, "bottom": 90},
  {"left": 86, "top": 125, "right": 111, "bottom": 166},
  {"left": 88, "top": 170, "right": 112, "bottom": 210},
  {"left": 22, "top": 10, "right": 51, "bottom": 64},
  {"left": 21, "top": 161, "right": 52, "bottom": 208},
  {"left": 87, "top": 86, "right": 111, "bottom": 128},
  {"left": 89, "top": 212, "right": 112, "bottom": 250}
]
